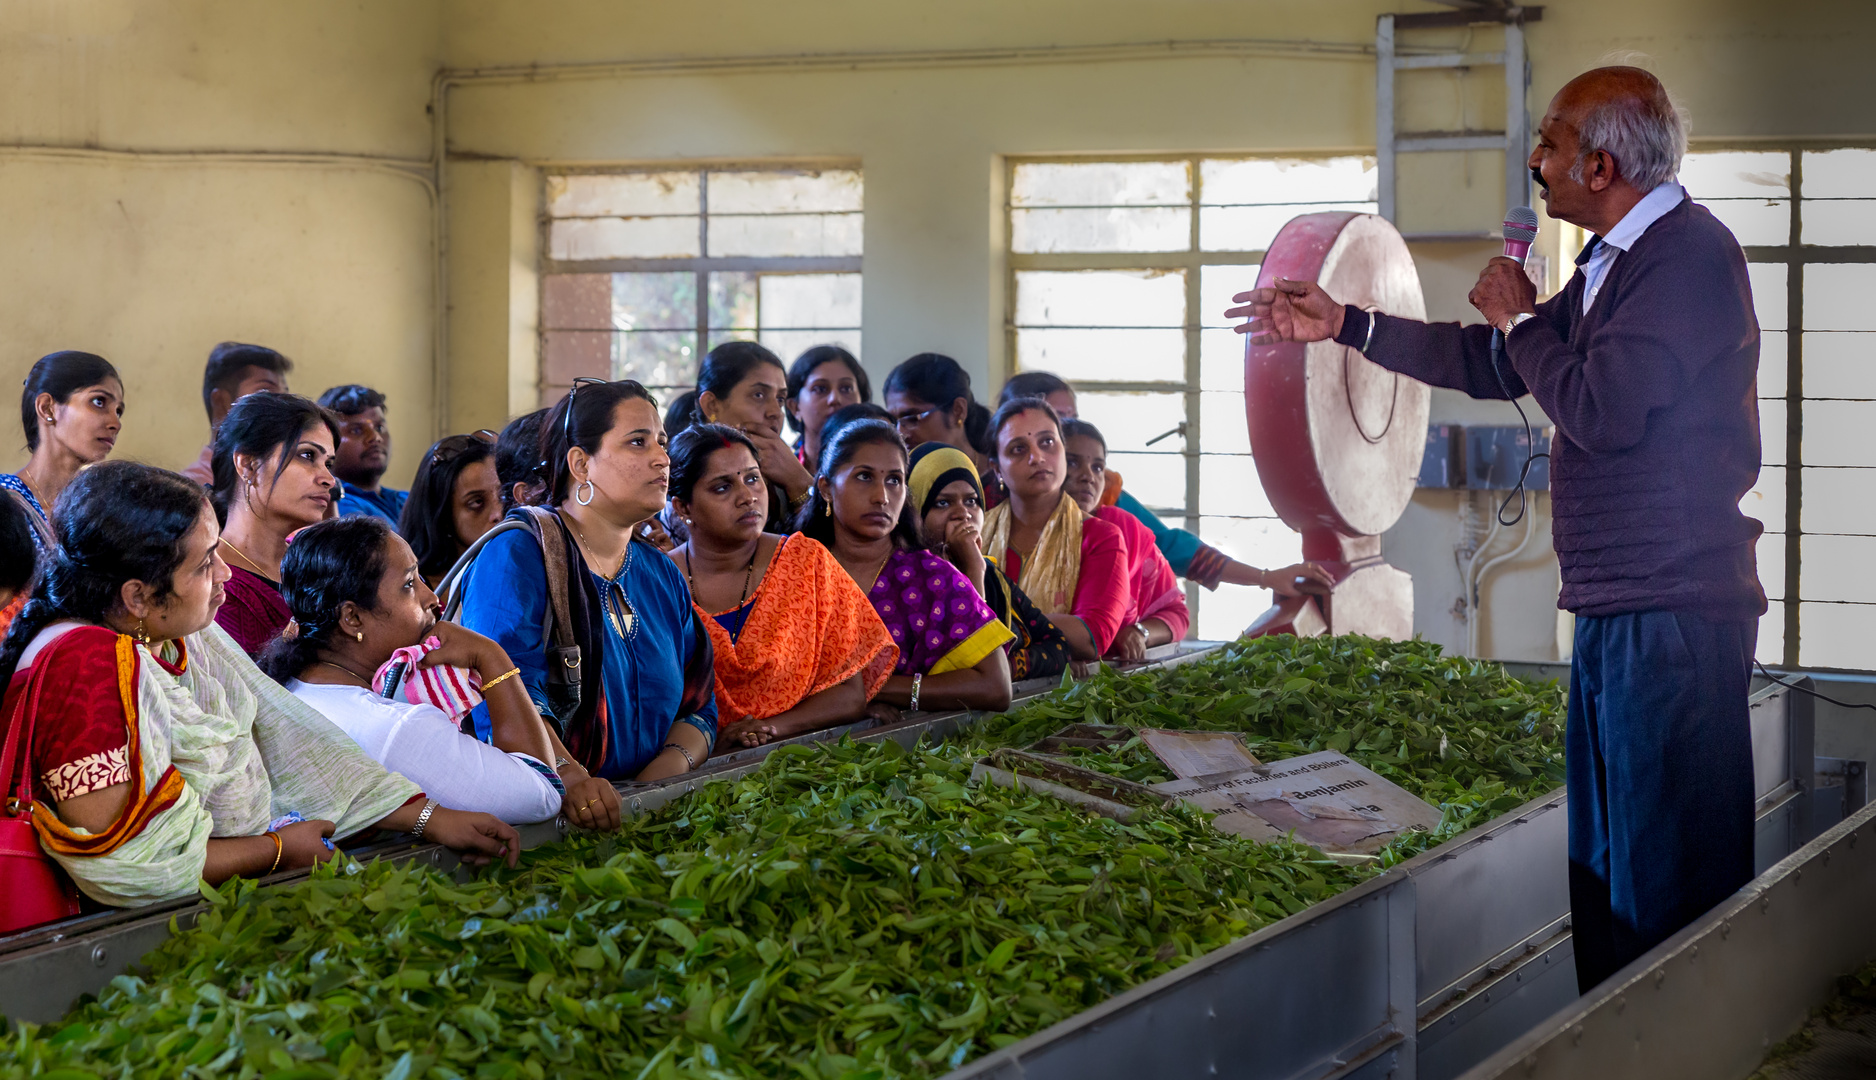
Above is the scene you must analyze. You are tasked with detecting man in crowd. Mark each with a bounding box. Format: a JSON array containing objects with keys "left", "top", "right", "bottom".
[
  {"left": 318, "top": 384, "right": 406, "bottom": 522},
  {"left": 1230, "top": 67, "right": 1763, "bottom": 991},
  {"left": 179, "top": 342, "right": 293, "bottom": 484}
]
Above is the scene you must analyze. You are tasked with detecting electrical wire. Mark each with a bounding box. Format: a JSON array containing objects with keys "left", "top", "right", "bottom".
[
  {"left": 1756, "top": 661, "right": 1876, "bottom": 713},
  {"left": 1487, "top": 332, "right": 1550, "bottom": 527}
]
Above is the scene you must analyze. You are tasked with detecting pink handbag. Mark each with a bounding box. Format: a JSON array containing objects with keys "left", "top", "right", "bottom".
[{"left": 0, "top": 687, "right": 83, "bottom": 934}]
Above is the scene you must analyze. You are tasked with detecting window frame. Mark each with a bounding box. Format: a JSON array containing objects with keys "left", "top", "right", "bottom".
[
  {"left": 1002, "top": 150, "right": 1376, "bottom": 632},
  {"left": 1697, "top": 140, "right": 1876, "bottom": 669},
  {"left": 539, "top": 161, "right": 864, "bottom": 405}
]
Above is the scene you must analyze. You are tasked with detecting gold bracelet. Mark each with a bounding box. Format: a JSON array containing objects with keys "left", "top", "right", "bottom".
[
  {"left": 481, "top": 666, "right": 522, "bottom": 692},
  {"left": 264, "top": 830, "right": 283, "bottom": 875}
]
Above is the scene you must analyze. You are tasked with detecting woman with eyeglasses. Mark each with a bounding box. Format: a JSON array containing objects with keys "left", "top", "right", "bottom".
[
  {"left": 399, "top": 430, "right": 502, "bottom": 588},
  {"left": 449, "top": 379, "right": 715, "bottom": 830},
  {"left": 665, "top": 424, "right": 895, "bottom": 750},
  {"left": 882, "top": 353, "right": 1000, "bottom": 507},
  {"left": 797, "top": 419, "right": 1013, "bottom": 716},
  {"left": 209, "top": 392, "right": 341, "bottom": 656}
]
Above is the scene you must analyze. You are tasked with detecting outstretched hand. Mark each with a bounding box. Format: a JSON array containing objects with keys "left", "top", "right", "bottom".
[{"left": 1225, "top": 279, "right": 1346, "bottom": 345}]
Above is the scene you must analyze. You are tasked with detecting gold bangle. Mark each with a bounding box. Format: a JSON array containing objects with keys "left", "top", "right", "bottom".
[
  {"left": 481, "top": 666, "right": 522, "bottom": 692},
  {"left": 264, "top": 830, "right": 283, "bottom": 875}
]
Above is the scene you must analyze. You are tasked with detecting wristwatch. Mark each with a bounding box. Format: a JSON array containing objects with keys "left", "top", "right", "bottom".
[{"left": 1501, "top": 312, "right": 1536, "bottom": 335}]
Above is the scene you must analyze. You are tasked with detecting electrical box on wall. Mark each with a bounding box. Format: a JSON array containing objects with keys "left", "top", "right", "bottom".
[
  {"left": 1465, "top": 425, "right": 1550, "bottom": 491},
  {"left": 1418, "top": 424, "right": 1464, "bottom": 488},
  {"left": 1414, "top": 424, "right": 1553, "bottom": 491}
]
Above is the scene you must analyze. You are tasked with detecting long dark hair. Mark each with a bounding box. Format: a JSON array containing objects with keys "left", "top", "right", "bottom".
[
  {"left": 495, "top": 409, "right": 548, "bottom": 511},
  {"left": 20, "top": 351, "right": 119, "bottom": 452},
  {"left": 260, "top": 517, "right": 395, "bottom": 683},
  {"left": 793, "top": 418, "right": 920, "bottom": 550},
  {"left": 1060, "top": 417, "right": 1105, "bottom": 450},
  {"left": 668, "top": 423, "right": 760, "bottom": 505},
  {"left": 0, "top": 493, "right": 38, "bottom": 599},
  {"left": 883, "top": 353, "right": 992, "bottom": 455},
  {"left": 694, "top": 341, "right": 786, "bottom": 426},
  {"left": 816, "top": 402, "right": 894, "bottom": 460},
  {"left": 999, "top": 370, "right": 1072, "bottom": 408},
  {"left": 209, "top": 392, "right": 339, "bottom": 523},
  {"left": 785, "top": 345, "right": 871, "bottom": 436},
  {"left": 400, "top": 435, "right": 494, "bottom": 581},
  {"left": 663, "top": 391, "right": 699, "bottom": 439},
  {"left": 0, "top": 463, "right": 208, "bottom": 685},
  {"left": 540, "top": 379, "right": 660, "bottom": 504}
]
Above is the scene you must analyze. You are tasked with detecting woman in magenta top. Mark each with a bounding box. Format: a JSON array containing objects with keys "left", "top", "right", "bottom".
[
  {"left": 208, "top": 392, "right": 341, "bottom": 655},
  {"left": 1061, "top": 418, "right": 1191, "bottom": 660},
  {"left": 980, "top": 397, "right": 1129, "bottom": 661},
  {"left": 796, "top": 417, "right": 1014, "bottom": 715}
]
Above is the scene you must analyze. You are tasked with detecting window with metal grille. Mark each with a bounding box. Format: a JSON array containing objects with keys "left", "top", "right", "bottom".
[
  {"left": 1007, "top": 155, "right": 1378, "bottom": 639},
  {"left": 540, "top": 167, "right": 863, "bottom": 409},
  {"left": 1683, "top": 147, "right": 1876, "bottom": 670}
]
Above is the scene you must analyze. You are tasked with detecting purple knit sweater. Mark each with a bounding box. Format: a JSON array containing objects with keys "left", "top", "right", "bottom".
[{"left": 1338, "top": 199, "right": 1766, "bottom": 621}]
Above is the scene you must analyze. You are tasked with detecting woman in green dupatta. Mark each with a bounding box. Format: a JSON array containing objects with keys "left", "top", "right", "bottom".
[{"left": 0, "top": 463, "right": 520, "bottom": 915}]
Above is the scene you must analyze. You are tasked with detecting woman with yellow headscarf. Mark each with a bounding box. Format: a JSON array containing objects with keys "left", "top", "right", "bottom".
[{"left": 909, "top": 442, "right": 1070, "bottom": 683}]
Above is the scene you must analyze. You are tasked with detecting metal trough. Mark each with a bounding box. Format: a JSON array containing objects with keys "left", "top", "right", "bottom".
[
  {"left": 0, "top": 645, "right": 1217, "bottom": 1023},
  {"left": 940, "top": 671, "right": 1821, "bottom": 1080},
  {"left": 0, "top": 648, "right": 1832, "bottom": 1080},
  {"left": 1458, "top": 782, "right": 1876, "bottom": 1080}
]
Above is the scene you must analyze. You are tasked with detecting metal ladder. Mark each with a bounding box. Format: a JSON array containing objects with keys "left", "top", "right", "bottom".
[{"left": 1376, "top": 4, "right": 1541, "bottom": 230}]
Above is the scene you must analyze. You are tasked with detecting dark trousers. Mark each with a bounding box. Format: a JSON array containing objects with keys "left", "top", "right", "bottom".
[{"left": 1566, "top": 610, "right": 1756, "bottom": 993}]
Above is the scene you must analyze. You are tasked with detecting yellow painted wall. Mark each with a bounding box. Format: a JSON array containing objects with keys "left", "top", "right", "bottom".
[{"left": 0, "top": 1, "right": 439, "bottom": 485}]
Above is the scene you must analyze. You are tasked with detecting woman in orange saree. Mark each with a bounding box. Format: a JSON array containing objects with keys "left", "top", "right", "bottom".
[{"left": 664, "top": 425, "right": 896, "bottom": 753}]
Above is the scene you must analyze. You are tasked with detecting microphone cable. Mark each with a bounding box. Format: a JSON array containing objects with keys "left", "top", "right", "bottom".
[
  {"left": 1755, "top": 660, "right": 1876, "bottom": 714},
  {"left": 1487, "top": 331, "right": 1549, "bottom": 528}
]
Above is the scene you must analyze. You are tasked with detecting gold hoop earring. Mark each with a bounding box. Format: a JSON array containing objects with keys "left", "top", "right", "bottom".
[
  {"left": 355, "top": 631, "right": 365, "bottom": 643},
  {"left": 133, "top": 618, "right": 150, "bottom": 646}
]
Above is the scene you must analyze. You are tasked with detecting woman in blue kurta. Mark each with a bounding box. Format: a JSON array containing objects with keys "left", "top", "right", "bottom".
[{"left": 452, "top": 379, "right": 715, "bottom": 831}]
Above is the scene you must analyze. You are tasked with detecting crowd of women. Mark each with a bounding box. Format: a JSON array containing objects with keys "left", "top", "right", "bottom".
[{"left": 0, "top": 342, "right": 1329, "bottom": 929}]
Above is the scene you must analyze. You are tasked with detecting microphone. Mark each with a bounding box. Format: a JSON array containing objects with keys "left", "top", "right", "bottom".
[
  {"left": 1492, "top": 207, "right": 1539, "bottom": 352},
  {"left": 1502, "top": 205, "right": 1539, "bottom": 264},
  {"left": 1489, "top": 205, "right": 1545, "bottom": 529}
]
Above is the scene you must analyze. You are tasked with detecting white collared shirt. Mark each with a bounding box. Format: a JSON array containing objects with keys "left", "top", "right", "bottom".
[{"left": 1580, "top": 181, "right": 1687, "bottom": 314}]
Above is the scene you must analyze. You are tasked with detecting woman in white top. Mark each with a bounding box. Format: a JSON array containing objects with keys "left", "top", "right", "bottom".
[{"left": 261, "top": 516, "right": 562, "bottom": 825}]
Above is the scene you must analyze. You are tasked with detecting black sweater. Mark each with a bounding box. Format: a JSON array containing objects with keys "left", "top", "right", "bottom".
[{"left": 1338, "top": 199, "right": 1766, "bottom": 621}]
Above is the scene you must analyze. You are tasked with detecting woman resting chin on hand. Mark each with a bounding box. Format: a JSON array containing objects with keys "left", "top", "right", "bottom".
[{"left": 263, "top": 516, "right": 565, "bottom": 826}]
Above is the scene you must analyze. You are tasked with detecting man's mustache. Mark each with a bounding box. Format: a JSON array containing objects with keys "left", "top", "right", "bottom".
[{"left": 1531, "top": 164, "right": 1549, "bottom": 193}]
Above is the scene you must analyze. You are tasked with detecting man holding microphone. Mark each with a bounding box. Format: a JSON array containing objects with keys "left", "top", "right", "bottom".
[{"left": 1229, "top": 66, "right": 1764, "bottom": 992}]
